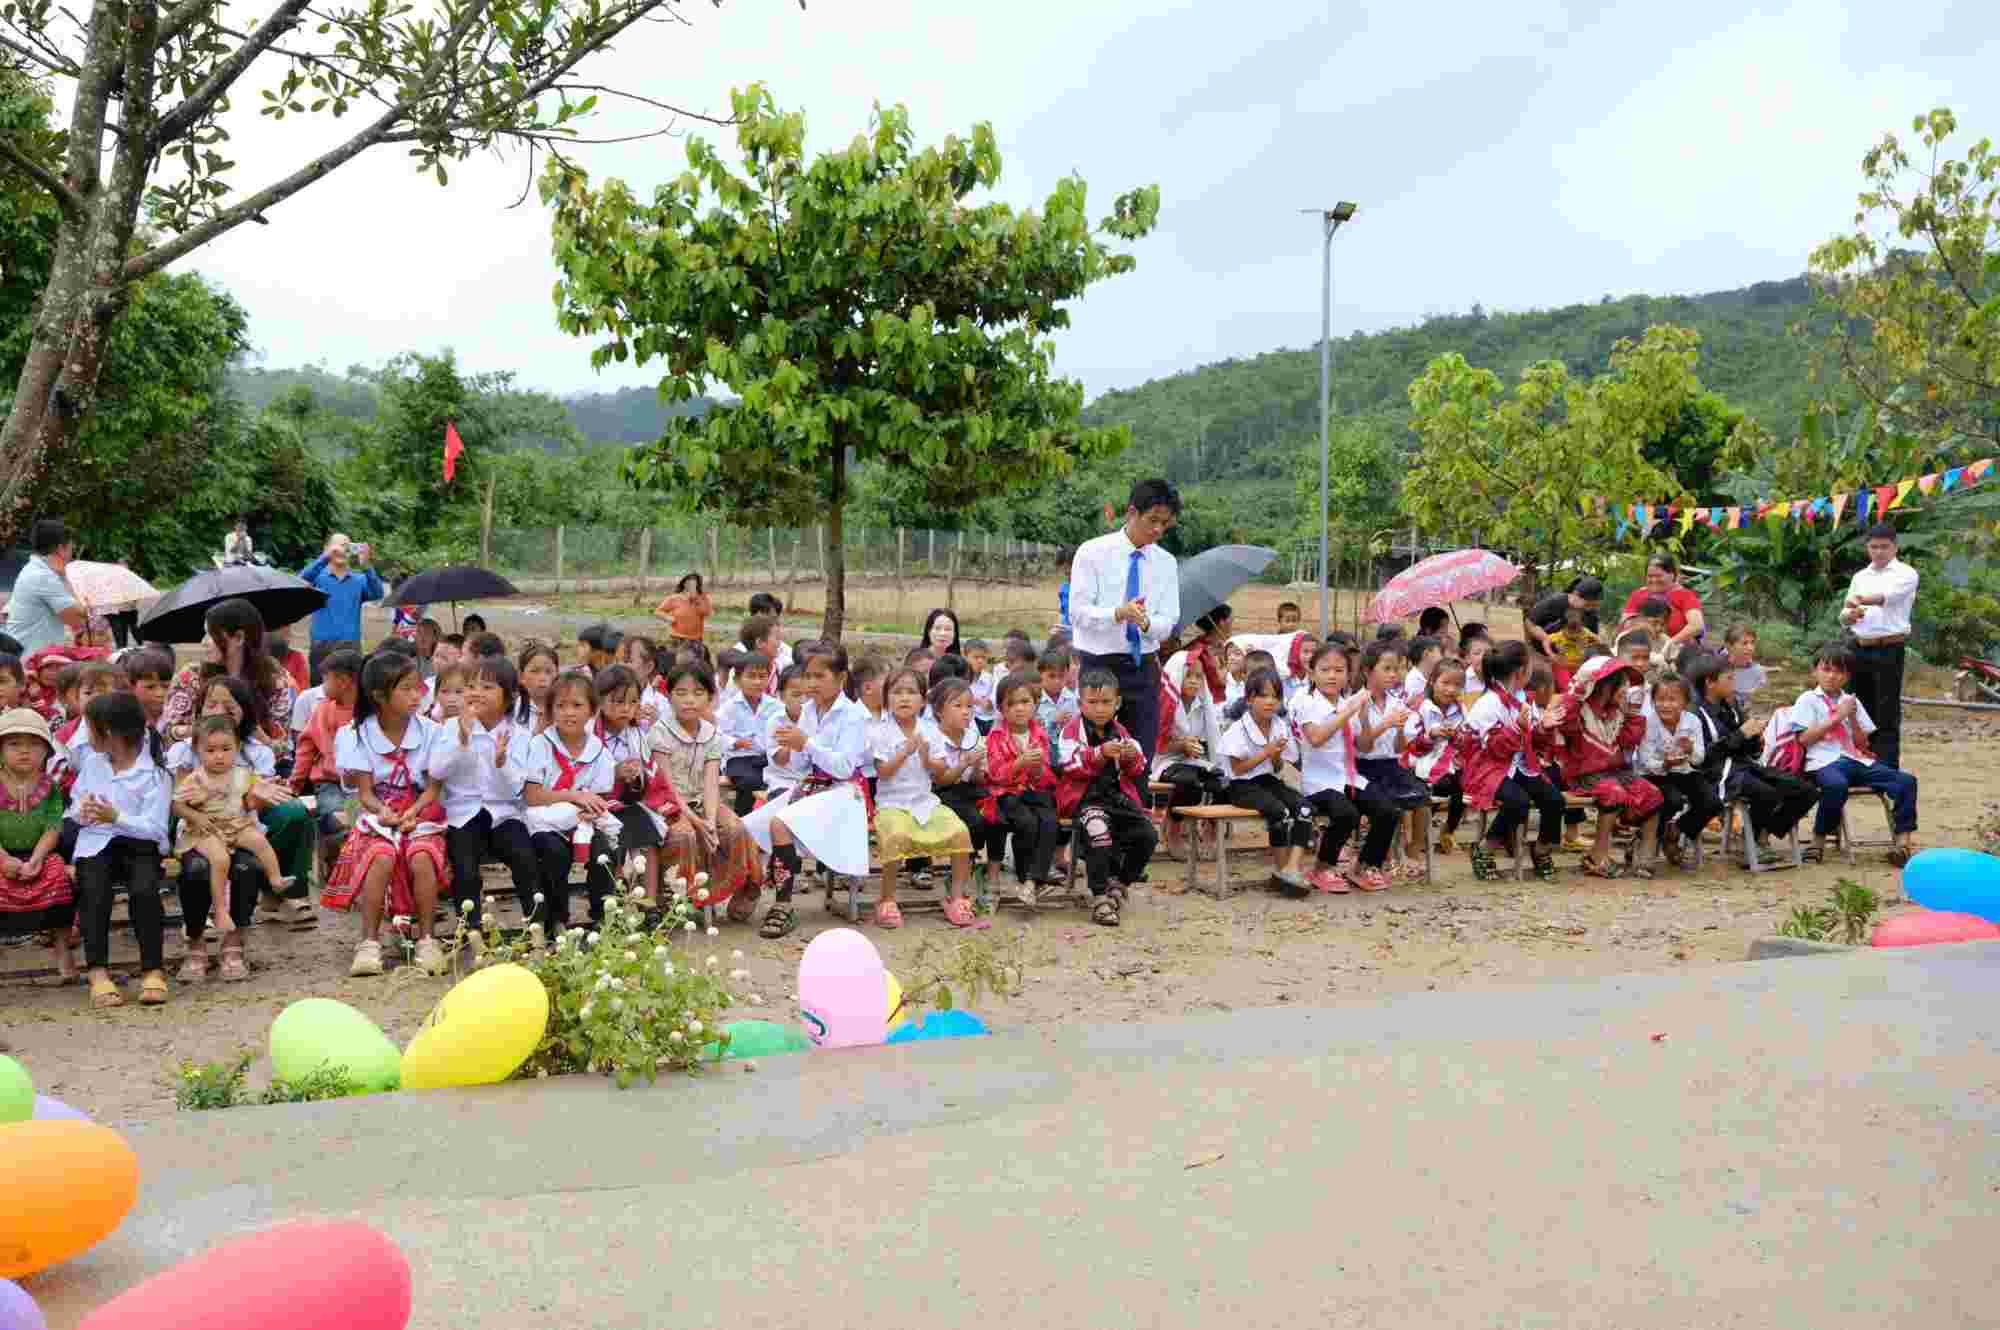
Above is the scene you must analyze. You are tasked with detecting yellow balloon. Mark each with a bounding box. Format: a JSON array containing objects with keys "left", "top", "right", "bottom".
[
  {"left": 0, "top": 1121, "right": 138, "bottom": 1277},
  {"left": 401, "top": 963, "right": 549, "bottom": 1090},
  {"left": 885, "top": 971, "right": 907, "bottom": 1030}
]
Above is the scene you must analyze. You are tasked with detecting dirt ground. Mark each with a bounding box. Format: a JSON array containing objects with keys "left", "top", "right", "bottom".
[
  {"left": 7, "top": 596, "right": 1990, "bottom": 1122},
  {"left": 6, "top": 705, "right": 1992, "bottom": 1125}
]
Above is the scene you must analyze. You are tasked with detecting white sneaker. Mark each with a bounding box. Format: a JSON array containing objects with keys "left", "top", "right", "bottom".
[
  {"left": 349, "top": 939, "right": 384, "bottom": 977},
  {"left": 413, "top": 938, "right": 446, "bottom": 976}
]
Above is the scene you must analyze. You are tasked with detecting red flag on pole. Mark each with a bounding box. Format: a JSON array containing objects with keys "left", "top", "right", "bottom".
[{"left": 443, "top": 421, "right": 465, "bottom": 483}]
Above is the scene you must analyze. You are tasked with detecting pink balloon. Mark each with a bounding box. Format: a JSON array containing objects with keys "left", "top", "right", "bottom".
[
  {"left": 797, "top": 927, "right": 887, "bottom": 1049},
  {"left": 78, "top": 1221, "right": 410, "bottom": 1330},
  {"left": 1870, "top": 910, "right": 2000, "bottom": 948}
]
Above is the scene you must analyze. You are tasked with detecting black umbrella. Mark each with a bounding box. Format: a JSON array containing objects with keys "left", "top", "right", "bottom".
[
  {"left": 1178, "top": 544, "right": 1277, "bottom": 630},
  {"left": 392, "top": 565, "right": 518, "bottom": 606},
  {"left": 393, "top": 564, "right": 518, "bottom": 631},
  {"left": 136, "top": 565, "right": 328, "bottom": 644}
]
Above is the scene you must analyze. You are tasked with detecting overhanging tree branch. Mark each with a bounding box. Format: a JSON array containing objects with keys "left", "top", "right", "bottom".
[
  {"left": 0, "top": 133, "right": 83, "bottom": 221},
  {"left": 151, "top": 0, "right": 318, "bottom": 147}
]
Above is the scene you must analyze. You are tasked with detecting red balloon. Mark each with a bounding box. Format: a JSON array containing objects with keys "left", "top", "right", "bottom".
[
  {"left": 78, "top": 1221, "right": 410, "bottom": 1330},
  {"left": 1870, "top": 910, "right": 2000, "bottom": 948}
]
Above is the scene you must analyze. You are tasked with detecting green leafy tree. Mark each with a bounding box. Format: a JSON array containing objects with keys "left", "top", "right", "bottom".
[
  {"left": 543, "top": 85, "right": 1160, "bottom": 638},
  {"left": 0, "top": 0, "right": 773, "bottom": 536},
  {"left": 1809, "top": 107, "right": 2000, "bottom": 449},
  {"left": 1402, "top": 326, "right": 1703, "bottom": 592}
]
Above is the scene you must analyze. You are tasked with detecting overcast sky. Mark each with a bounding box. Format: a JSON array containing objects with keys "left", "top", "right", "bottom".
[{"left": 187, "top": 0, "right": 1999, "bottom": 402}]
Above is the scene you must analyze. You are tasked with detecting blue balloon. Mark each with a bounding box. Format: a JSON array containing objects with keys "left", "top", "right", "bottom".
[
  {"left": 1902, "top": 848, "right": 2000, "bottom": 923},
  {"left": 884, "top": 1010, "right": 990, "bottom": 1044},
  {"left": 31, "top": 1094, "right": 87, "bottom": 1122}
]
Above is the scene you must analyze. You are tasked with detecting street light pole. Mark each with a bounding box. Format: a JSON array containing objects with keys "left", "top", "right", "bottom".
[{"left": 1308, "top": 202, "right": 1357, "bottom": 638}]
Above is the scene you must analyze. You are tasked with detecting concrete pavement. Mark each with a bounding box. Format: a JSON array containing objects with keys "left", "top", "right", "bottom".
[{"left": 25, "top": 943, "right": 2000, "bottom": 1328}]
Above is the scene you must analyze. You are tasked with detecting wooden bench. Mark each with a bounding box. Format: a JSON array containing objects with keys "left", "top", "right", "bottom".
[{"left": 1169, "top": 805, "right": 1265, "bottom": 898}]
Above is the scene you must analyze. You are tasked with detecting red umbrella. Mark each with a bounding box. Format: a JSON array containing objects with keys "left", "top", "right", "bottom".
[{"left": 1367, "top": 549, "right": 1521, "bottom": 623}]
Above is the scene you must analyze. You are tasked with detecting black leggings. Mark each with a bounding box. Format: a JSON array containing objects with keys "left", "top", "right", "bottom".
[
  {"left": 996, "top": 792, "right": 1060, "bottom": 882},
  {"left": 0, "top": 903, "right": 74, "bottom": 934},
  {"left": 448, "top": 812, "right": 542, "bottom": 929},
  {"left": 1427, "top": 772, "right": 1465, "bottom": 834},
  {"left": 1486, "top": 775, "right": 1564, "bottom": 849},
  {"left": 1352, "top": 788, "right": 1405, "bottom": 869},
  {"left": 939, "top": 783, "right": 1008, "bottom": 865},
  {"left": 177, "top": 848, "right": 261, "bottom": 941},
  {"left": 1226, "top": 774, "right": 1315, "bottom": 849},
  {"left": 724, "top": 755, "right": 766, "bottom": 817},
  {"left": 1307, "top": 789, "right": 1360, "bottom": 865},
  {"left": 1654, "top": 771, "right": 1724, "bottom": 843},
  {"left": 1731, "top": 765, "right": 1818, "bottom": 840},
  {"left": 77, "top": 837, "right": 164, "bottom": 971},
  {"left": 529, "top": 831, "right": 616, "bottom": 931},
  {"left": 1076, "top": 797, "right": 1157, "bottom": 893}
]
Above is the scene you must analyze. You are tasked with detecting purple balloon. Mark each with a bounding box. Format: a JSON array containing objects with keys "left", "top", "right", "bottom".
[
  {"left": 0, "top": 1279, "right": 47, "bottom": 1330},
  {"left": 30, "top": 1094, "right": 86, "bottom": 1122}
]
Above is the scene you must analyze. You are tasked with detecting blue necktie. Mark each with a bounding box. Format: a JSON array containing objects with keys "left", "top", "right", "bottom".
[{"left": 1125, "top": 549, "right": 1144, "bottom": 665}]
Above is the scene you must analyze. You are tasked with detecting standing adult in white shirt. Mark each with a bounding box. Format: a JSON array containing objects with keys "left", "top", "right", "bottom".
[
  {"left": 1839, "top": 523, "right": 1920, "bottom": 769},
  {"left": 1066, "top": 479, "right": 1182, "bottom": 774}
]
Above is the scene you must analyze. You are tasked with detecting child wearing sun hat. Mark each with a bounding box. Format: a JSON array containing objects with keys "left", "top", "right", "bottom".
[{"left": 0, "top": 708, "right": 75, "bottom": 981}]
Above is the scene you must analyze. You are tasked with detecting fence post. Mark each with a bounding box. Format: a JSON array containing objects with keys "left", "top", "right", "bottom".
[
  {"left": 786, "top": 530, "right": 800, "bottom": 609},
  {"left": 767, "top": 528, "right": 780, "bottom": 586},
  {"left": 928, "top": 528, "right": 935, "bottom": 570},
  {"left": 895, "top": 528, "right": 907, "bottom": 629},
  {"left": 947, "top": 531, "right": 962, "bottom": 610},
  {"left": 708, "top": 525, "right": 720, "bottom": 590},
  {"left": 633, "top": 528, "right": 652, "bottom": 606},
  {"left": 479, "top": 473, "right": 496, "bottom": 566},
  {"left": 555, "top": 525, "right": 565, "bottom": 592}
]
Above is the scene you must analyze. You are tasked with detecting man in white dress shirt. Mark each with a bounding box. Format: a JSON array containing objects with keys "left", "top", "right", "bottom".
[
  {"left": 1067, "top": 479, "right": 1182, "bottom": 779},
  {"left": 1840, "top": 522, "right": 1920, "bottom": 769}
]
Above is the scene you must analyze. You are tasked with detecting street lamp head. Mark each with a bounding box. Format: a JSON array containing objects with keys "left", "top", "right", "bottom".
[{"left": 1331, "top": 201, "right": 1358, "bottom": 223}]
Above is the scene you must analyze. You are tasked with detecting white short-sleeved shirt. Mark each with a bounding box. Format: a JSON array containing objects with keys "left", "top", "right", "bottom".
[
  {"left": 1846, "top": 558, "right": 1920, "bottom": 639},
  {"left": 1292, "top": 690, "right": 1362, "bottom": 796},
  {"left": 1639, "top": 709, "right": 1706, "bottom": 776},
  {"left": 928, "top": 721, "right": 984, "bottom": 785},
  {"left": 597, "top": 720, "right": 648, "bottom": 769},
  {"left": 761, "top": 707, "right": 809, "bottom": 792},
  {"left": 1218, "top": 712, "right": 1297, "bottom": 781},
  {"left": 1357, "top": 692, "right": 1406, "bottom": 761},
  {"left": 1732, "top": 662, "right": 1767, "bottom": 703},
  {"left": 68, "top": 751, "right": 172, "bottom": 858},
  {"left": 1405, "top": 699, "right": 1465, "bottom": 781},
  {"left": 869, "top": 716, "right": 940, "bottom": 820},
  {"left": 1036, "top": 686, "right": 1077, "bottom": 736},
  {"left": 970, "top": 667, "right": 1000, "bottom": 723},
  {"left": 799, "top": 692, "right": 869, "bottom": 781},
  {"left": 717, "top": 692, "right": 779, "bottom": 758},
  {"left": 428, "top": 717, "right": 535, "bottom": 828},
  {"left": 1790, "top": 688, "right": 1875, "bottom": 772},
  {"left": 1403, "top": 666, "right": 1429, "bottom": 704},
  {"left": 523, "top": 730, "right": 617, "bottom": 798},
  {"left": 335, "top": 714, "right": 438, "bottom": 796},
  {"left": 290, "top": 684, "right": 325, "bottom": 735}
]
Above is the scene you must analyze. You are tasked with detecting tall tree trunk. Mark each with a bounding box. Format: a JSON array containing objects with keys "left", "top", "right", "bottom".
[
  {"left": 0, "top": 0, "right": 155, "bottom": 537},
  {"left": 820, "top": 439, "right": 847, "bottom": 640}
]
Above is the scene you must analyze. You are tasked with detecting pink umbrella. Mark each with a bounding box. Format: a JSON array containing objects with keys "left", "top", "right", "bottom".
[
  {"left": 1367, "top": 549, "right": 1521, "bottom": 623},
  {"left": 64, "top": 560, "right": 158, "bottom": 613}
]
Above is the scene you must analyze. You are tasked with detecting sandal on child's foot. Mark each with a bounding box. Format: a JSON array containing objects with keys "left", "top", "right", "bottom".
[
  {"left": 1352, "top": 866, "right": 1391, "bottom": 892},
  {"left": 1091, "top": 894, "right": 1121, "bottom": 927},
  {"left": 178, "top": 945, "right": 209, "bottom": 982},
  {"left": 1435, "top": 832, "right": 1458, "bottom": 855},
  {"left": 88, "top": 973, "right": 123, "bottom": 1008},
  {"left": 1470, "top": 844, "right": 1502, "bottom": 881},
  {"left": 759, "top": 904, "right": 797, "bottom": 939},
  {"left": 138, "top": 971, "right": 169, "bottom": 1005},
  {"left": 1271, "top": 870, "right": 1311, "bottom": 898},
  {"left": 725, "top": 887, "right": 760, "bottom": 924},
  {"left": 873, "top": 900, "right": 904, "bottom": 930},
  {"left": 1582, "top": 856, "right": 1625, "bottom": 880},
  {"left": 1530, "top": 851, "right": 1558, "bottom": 883},
  {"left": 942, "top": 896, "right": 977, "bottom": 928},
  {"left": 1395, "top": 860, "right": 1428, "bottom": 883},
  {"left": 219, "top": 947, "right": 248, "bottom": 982}
]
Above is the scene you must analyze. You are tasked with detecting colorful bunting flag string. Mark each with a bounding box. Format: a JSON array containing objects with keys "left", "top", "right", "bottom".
[{"left": 1573, "top": 457, "right": 1996, "bottom": 537}]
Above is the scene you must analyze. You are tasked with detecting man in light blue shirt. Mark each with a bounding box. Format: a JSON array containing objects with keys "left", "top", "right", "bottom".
[
  {"left": 3, "top": 518, "right": 84, "bottom": 654},
  {"left": 299, "top": 534, "right": 383, "bottom": 676}
]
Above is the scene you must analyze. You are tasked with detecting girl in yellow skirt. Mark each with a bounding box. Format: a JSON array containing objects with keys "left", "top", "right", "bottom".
[{"left": 868, "top": 667, "right": 977, "bottom": 929}]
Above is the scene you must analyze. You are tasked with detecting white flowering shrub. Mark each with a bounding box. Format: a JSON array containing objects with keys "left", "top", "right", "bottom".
[{"left": 452, "top": 867, "right": 743, "bottom": 1088}]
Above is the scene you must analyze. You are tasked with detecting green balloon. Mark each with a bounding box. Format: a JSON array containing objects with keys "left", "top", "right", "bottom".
[
  {"left": 702, "top": 1019, "right": 810, "bottom": 1062},
  {"left": 269, "top": 998, "right": 401, "bottom": 1093},
  {"left": 0, "top": 1054, "right": 31, "bottom": 1123}
]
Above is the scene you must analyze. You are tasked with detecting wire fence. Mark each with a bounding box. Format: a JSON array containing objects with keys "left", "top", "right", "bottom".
[{"left": 487, "top": 523, "right": 1069, "bottom": 594}]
